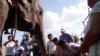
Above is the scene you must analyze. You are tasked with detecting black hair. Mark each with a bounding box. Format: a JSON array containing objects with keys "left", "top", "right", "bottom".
[
  {"left": 80, "top": 38, "right": 84, "bottom": 42},
  {"left": 58, "top": 40, "right": 65, "bottom": 46},
  {"left": 23, "top": 34, "right": 29, "bottom": 37},
  {"left": 48, "top": 34, "right": 52, "bottom": 39},
  {"left": 8, "top": 35, "right": 14, "bottom": 39},
  {"left": 52, "top": 37, "right": 58, "bottom": 42}
]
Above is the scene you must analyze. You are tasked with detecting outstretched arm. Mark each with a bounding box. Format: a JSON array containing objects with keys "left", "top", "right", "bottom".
[
  {"left": 4, "top": 41, "right": 9, "bottom": 46},
  {"left": 79, "top": 12, "right": 100, "bottom": 53}
]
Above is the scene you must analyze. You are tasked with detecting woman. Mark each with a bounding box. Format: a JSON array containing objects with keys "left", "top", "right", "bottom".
[{"left": 4, "top": 35, "right": 16, "bottom": 56}]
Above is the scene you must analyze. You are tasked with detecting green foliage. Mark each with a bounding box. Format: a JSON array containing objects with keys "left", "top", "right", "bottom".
[{"left": 73, "top": 35, "right": 79, "bottom": 43}]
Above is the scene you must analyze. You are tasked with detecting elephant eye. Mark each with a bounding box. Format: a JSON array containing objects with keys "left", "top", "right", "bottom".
[{"left": 27, "top": 0, "right": 32, "bottom": 3}]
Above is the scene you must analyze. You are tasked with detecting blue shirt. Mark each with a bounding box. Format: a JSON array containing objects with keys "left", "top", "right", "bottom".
[
  {"left": 59, "top": 33, "right": 73, "bottom": 43},
  {"left": 20, "top": 40, "right": 31, "bottom": 51}
]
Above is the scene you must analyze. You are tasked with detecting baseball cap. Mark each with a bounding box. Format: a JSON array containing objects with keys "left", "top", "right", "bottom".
[
  {"left": 61, "top": 28, "right": 65, "bottom": 32},
  {"left": 18, "top": 46, "right": 24, "bottom": 51}
]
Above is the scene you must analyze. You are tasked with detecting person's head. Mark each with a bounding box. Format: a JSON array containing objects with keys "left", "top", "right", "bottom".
[
  {"left": 61, "top": 28, "right": 65, "bottom": 35},
  {"left": 22, "top": 34, "right": 29, "bottom": 41},
  {"left": 18, "top": 50, "right": 23, "bottom": 55},
  {"left": 48, "top": 34, "right": 53, "bottom": 40},
  {"left": 15, "top": 40, "right": 18, "bottom": 44},
  {"left": 15, "top": 40, "right": 19, "bottom": 46},
  {"left": 58, "top": 40, "right": 66, "bottom": 49},
  {"left": 88, "top": 0, "right": 99, "bottom": 8},
  {"left": 80, "top": 38, "right": 84, "bottom": 42},
  {"left": 18, "top": 46, "right": 24, "bottom": 54},
  {"left": 8, "top": 35, "right": 14, "bottom": 41},
  {"left": 15, "top": 40, "right": 18, "bottom": 42},
  {"left": 52, "top": 37, "right": 58, "bottom": 45}
]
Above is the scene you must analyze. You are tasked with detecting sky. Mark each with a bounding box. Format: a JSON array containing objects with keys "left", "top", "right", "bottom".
[
  {"left": 40, "top": 0, "right": 89, "bottom": 42},
  {"left": 3, "top": 0, "right": 89, "bottom": 43}
]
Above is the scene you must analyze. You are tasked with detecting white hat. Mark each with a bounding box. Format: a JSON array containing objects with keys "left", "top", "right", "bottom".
[
  {"left": 18, "top": 46, "right": 24, "bottom": 51},
  {"left": 61, "top": 28, "right": 65, "bottom": 32}
]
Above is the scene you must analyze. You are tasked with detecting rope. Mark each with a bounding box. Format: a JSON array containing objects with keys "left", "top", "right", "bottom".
[
  {"left": 82, "top": 8, "right": 91, "bottom": 26},
  {"left": 81, "top": 7, "right": 91, "bottom": 37}
]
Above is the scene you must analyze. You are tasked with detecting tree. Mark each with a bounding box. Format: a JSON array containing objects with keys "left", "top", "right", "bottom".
[{"left": 72, "top": 35, "right": 79, "bottom": 43}]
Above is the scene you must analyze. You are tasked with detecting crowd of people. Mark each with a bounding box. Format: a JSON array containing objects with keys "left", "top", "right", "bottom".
[
  {"left": 3, "top": 34, "right": 32, "bottom": 56},
  {"left": 47, "top": 29, "right": 81, "bottom": 56},
  {"left": 3, "top": 28, "right": 82, "bottom": 56},
  {"left": 2, "top": 0, "right": 100, "bottom": 56},
  {"left": 47, "top": 0, "right": 100, "bottom": 56}
]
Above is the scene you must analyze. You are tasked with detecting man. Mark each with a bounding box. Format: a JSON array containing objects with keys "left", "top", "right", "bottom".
[
  {"left": 20, "top": 34, "right": 32, "bottom": 56},
  {"left": 59, "top": 28, "right": 73, "bottom": 43},
  {"left": 78, "top": 0, "right": 100, "bottom": 56},
  {"left": 47, "top": 34, "right": 56, "bottom": 56}
]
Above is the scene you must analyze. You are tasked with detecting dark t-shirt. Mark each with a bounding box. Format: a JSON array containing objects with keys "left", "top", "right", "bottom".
[{"left": 59, "top": 33, "right": 73, "bottom": 43}]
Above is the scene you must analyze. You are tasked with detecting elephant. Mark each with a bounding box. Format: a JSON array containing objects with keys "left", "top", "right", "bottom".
[{"left": 0, "top": 0, "right": 48, "bottom": 56}]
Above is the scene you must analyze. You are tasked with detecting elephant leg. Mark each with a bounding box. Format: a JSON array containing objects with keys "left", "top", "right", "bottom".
[
  {"left": 0, "top": 13, "right": 4, "bottom": 56},
  {"left": 0, "top": 0, "right": 4, "bottom": 55},
  {"left": 0, "top": 31, "right": 3, "bottom": 56},
  {"left": 0, "top": 0, "right": 9, "bottom": 47},
  {"left": 0, "top": 31, "right": 2, "bottom": 47},
  {"left": 34, "top": 24, "right": 48, "bottom": 56},
  {"left": 0, "top": 0, "right": 3, "bottom": 47}
]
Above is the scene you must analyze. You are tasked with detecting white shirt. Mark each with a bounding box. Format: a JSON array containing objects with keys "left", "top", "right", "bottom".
[
  {"left": 47, "top": 40, "right": 56, "bottom": 54},
  {"left": 69, "top": 43, "right": 80, "bottom": 47},
  {"left": 5, "top": 41, "right": 15, "bottom": 55}
]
